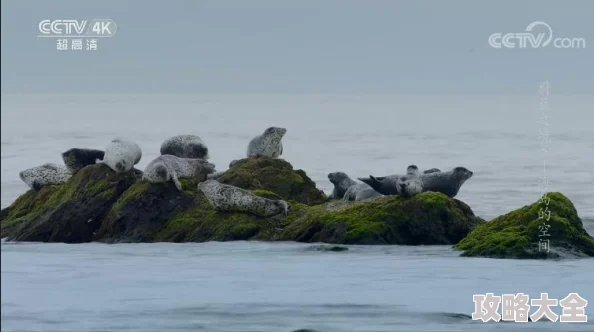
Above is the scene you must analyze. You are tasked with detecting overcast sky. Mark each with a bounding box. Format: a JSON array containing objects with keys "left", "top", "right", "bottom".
[{"left": 1, "top": 0, "right": 593, "bottom": 94}]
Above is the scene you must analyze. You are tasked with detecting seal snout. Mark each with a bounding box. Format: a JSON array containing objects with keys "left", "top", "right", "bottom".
[
  {"left": 155, "top": 164, "right": 168, "bottom": 181},
  {"left": 115, "top": 160, "right": 128, "bottom": 173}
]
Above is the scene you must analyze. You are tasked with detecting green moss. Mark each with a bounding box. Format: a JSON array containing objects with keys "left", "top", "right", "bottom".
[
  {"left": 454, "top": 192, "right": 594, "bottom": 259},
  {"left": 251, "top": 190, "right": 284, "bottom": 200},
  {"left": 280, "top": 192, "right": 481, "bottom": 245},
  {"left": 156, "top": 197, "right": 270, "bottom": 242},
  {"left": 1, "top": 164, "right": 137, "bottom": 242},
  {"left": 218, "top": 157, "right": 327, "bottom": 205}
]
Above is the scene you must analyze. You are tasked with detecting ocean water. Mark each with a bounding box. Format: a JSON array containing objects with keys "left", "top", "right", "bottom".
[{"left": 1, "top": 94, "right": 593, "bottom": 331}]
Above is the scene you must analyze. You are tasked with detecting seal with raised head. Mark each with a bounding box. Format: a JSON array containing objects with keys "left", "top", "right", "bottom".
[
  {"left": 327, "top": 172, "right": 357, "bottom": 199},
  {"left": 360, "top": 166, "right": 473, "bottom": 198},
  {"left": 419, "top": 166, "right": 473, "bottom": 198},
  {"left": 19, "top": 163, "right": 72, "bottom": 190},
  {"left": 143, "top": 155, "right": 216, "bottom": 191},
  {"left": 61, "top": 148, "right": 105, "bottom": 174},
  {"left": 96, "top": 138, "right": 142, "bottom": 173},
  {"left": 160, "top": 135, "right": 210, "bottom": 159},
  {"left": 327, "top": 172, "right": 382, "bottom": 201},
  {"left": 396, "top": 165, "right": 423, "bottom": 197},
  {"left": 246, "top": 127, "right": 286, "bottom": 158},
  {"left": 198, "top": 179, "right": 289, "bottom": 217}
]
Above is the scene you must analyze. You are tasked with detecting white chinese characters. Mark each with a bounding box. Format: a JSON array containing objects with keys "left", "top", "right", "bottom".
[
  {"left": 472, "top": 293, "right": 588, "bottom": 322},
  {"left": 537, "top": 81, "right": 552, "bottom": 254},
  {"left": 56, "top": 38, "right": 98, "bottom": 51}
]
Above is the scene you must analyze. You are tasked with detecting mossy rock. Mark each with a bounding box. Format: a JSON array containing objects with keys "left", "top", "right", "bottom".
[
  {"left": 0, "top": 164, "right": 137, "bottom": 242},
  {"left": 95, "top": 177, "right": 284, "bottom": 243},
  {"left": 93, "top": 178, "right": 200, "bottom": 242},
  {"left": 454, "top": 192, "right": 594, "bottom": 259},
  {"left": 280, "top": 192, "right": 482, "bottom": 245},
  {"left": 217, "top": 157, "right": 327, "bottom": 205}
]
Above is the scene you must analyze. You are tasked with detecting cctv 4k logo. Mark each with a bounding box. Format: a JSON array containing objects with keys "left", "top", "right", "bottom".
[{"left": 38, "top": 19, "right": 117, "bottom": 37}]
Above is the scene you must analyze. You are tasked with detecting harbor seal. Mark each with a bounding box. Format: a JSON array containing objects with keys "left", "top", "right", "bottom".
[
  {"left": 143, "top": 155, "right": 216, "bottom": 191},
  {"left": 423, "top": 168, "right": 441, "bottom": 174},
  {"left": 327, "top": 172, "right": 357, "bottom": 199},
  {"left": 327, "top": 172, "right": 382, "bottom": 201},
  {"left": 198, "top": 179, "right": 289, "bottom": 217},
  {"left": 419, "top": 166, "right": 473, "bottom": 198},
  {"left": 61, "top": 148, "right": 105, "bottom": 174},
  {"left": 360, "top": 166, "right": 473, "bottom": 198},
  {"left": 160, "top": 135, "right": 210, "bottom": 159},
  {"left": 19, "top": 163, "right": 72, "bottom": 190},
  {"left": 247, "top": 127, "right": 286, "bottom": 158},
  {"left": 396, "top": 165, "right": 423, "bottom": 197},
  {"left": 96, "top": 138, "right": 142, "bottom": 173}
]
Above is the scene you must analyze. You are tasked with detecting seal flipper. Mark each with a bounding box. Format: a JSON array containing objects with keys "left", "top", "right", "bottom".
[
  {"left": 280, "top": 142, "right": 283, "bottom": 155},
  {"left": 357, "top": 176, "right": 373, "bottom": 186},
  {"left": 171, "top": 171, "right": 183, "bottom": 191}
]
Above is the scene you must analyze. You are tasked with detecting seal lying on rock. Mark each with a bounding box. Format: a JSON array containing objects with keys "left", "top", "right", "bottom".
[
  {"left": 97, "top": 138, "right": 142, "bottom": 173},
  {"left": 327, "top": 172, "right": 382, "bottom": 201},
  {"left": 247, "top": 127, "right": 286, "bottom": 158},
  {"left": 360, "top": 166, "right": 473, "bottom": 198},
  {"left": 198, "top": 179, "right": 289, "bottom": 217},
  {"left": 396, "top": 165, "right": 423, "bottom": 197},
  {"left": 61, "top": 148, "right": 105, "bottom": 174},
  {"left": 19, "top": 163, "right": 72, "bottom": 190},
  {"left": 143, "top": 155, "right": 216, "bottom": 191},
  {"left": 160, "top": 135, "right": 210, "bottom": 159}
]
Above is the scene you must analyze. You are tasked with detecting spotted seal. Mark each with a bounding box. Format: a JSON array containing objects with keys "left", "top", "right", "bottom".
[
  {"left": 396, "top": 165, "right": 423, "bottom": 197},
  {"left": 160, "top": 135, "right": 210, "bottom": 159},
  {"left": 19, "top": 163, "right": 72, "bottom": 190},
  {"left": 198, "top": 179, "right": 289, "bottom": 217},
  {"left": 327, "top": 172, "right": 382, "bottom": 201},
  {"left": 143, "top": 155, "right": 216, "bottom": 191},
  {"left": 61, "top": 148, "right": 105, "bottom": 174},
  {"left": 360, "top": 166, "right": 473, "bottom": 198},
  {"left": 96, "top": 138, "right": 142, "bottom": 173},
  {"left": 247, "top": 127, "right": 286, "bottom": 158}
]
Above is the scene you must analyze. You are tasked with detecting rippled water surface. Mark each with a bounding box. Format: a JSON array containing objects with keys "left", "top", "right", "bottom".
[{"left": 1, "top": 94, "right": 593, "bottom": 331}]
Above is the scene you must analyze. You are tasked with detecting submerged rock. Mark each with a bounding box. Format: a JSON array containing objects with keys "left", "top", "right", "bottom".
[{"left": 454, "top": 192, "right": 594, "bottom": 259}]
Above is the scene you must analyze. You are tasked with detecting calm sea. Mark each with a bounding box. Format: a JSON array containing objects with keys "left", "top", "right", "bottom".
[{"left": 1, "top": 94, "right": 593, "bottom": 331}]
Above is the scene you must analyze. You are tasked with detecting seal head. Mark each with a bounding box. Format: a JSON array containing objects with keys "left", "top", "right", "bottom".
[{"left": 396, "top": 165, "right": 423, "bottom": 197}]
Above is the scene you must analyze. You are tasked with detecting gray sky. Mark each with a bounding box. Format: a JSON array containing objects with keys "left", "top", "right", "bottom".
[{"left": 1, "top": 0, "right": 593, "bottom": 94}]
